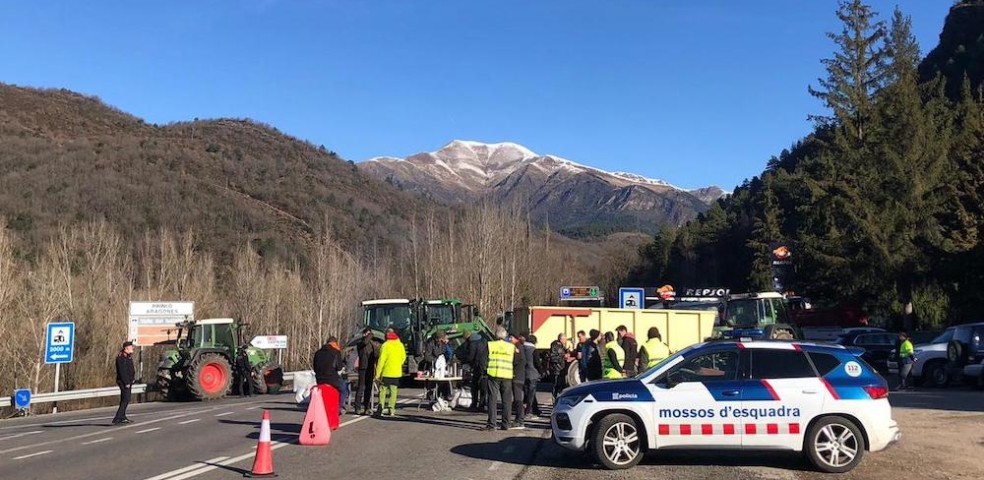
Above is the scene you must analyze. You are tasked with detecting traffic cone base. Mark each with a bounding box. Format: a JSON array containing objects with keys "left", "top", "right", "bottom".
[
  {"left": 244, "top": 410, "right": 277, "bottom": 478},
  {"left": 299, "top": 386, "right": 331, "bottom": 446}
]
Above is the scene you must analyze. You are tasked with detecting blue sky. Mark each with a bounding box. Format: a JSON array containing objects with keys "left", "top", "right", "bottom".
[{"left": 0, "top": 1, "right": 952, "bottom": 190}]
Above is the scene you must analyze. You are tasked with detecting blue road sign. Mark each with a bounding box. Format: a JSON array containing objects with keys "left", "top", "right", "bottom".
[
  {"left": 13, "top": 389, "right": 31, "bottom": 409},
  {"left": 560, "top": 287, "right": 572, "bottom": 299},
  {"left": 45, "top": 322, "right": 75, "bottom": 364},
  {"left": 619, "top": 287, "right": 646, "bottom": 309}
]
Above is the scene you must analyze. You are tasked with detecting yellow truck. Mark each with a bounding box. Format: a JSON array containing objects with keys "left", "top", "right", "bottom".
[{"left": 510, "top": 306, "right": 716, "bottom": 354}]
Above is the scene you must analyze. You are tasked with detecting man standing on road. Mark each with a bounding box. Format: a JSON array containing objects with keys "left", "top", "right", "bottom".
[
  {"left": 602, "top": 332, "right": 625, "bottom": 379},
  {"left": 523, "top": 334, "right": 543, "bottom": 418},
  {"left": 466, "top": 332, "right": 489, "bottom": 412},
  {"left": 897, "top": 332, "right": 915, "bottom": 391},
  {"left": 576, "top": 330, "right": 588, "bottom": 382},
  {"left": 510, "top": 334, "right": 527, "bottom": 430},
  {"left": 376, "top": 331, "right": 407, "bottom": 416},
  {"left": 639, "top": 327, "right": 671, "bottom": 370},
  {"left": 549, "top": 333, "right": 570, "bottom": 400},
  {"left": 113, "top": 341, "right": 136, "bottom": 425},
  {"left": 585, "top": 329, "right": 604, "bottom": 381},
  {"left": 313, "top": 336, "right": 346, "bottom": 415},
  {"left": 235, "top": 345, "right": 252, "bottom": 398},
  {"left": 355, "top": 328, "right": 380, "bottom": 415},
  {"left": 616, "top": 325, "right": 639, "bottom": 377},
  {"left": 484, "top": 328, "right": 514, "bottom": 431}
]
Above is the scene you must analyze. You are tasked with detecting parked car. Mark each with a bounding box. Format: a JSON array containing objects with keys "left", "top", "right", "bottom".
[
  {"left": 947, "top": 322, "right": 984, "bottom": 385},
  {"left": 835, "top": 332, "right": 898, "bottom": 373},
  {"left": 909, "top": 330, "right": 943, "bottom": 346},
  {"left": 888, "top": 328, "right": 954, "bottom": 388}
]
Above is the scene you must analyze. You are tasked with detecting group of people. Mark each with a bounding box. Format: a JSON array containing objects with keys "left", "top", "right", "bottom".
[
  {"left": 311, "top": 327, "right": 407, "bottom": 417},
  {"left": 546, "top": 326, "right": 671, "bottom": 388}
]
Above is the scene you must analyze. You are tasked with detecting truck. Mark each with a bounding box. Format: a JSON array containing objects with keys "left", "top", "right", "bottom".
[
  {"left": 357, "top": 298, "right": 495, "bottom": 375},
  {"left": 156, "top": 318, "right": 284, "bottom": 401}
]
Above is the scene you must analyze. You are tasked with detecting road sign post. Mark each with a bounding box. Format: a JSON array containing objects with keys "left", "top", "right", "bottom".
[
  {"left": 618, "top": 287, "right": 645, "bottom": 309},
  {"left": 45, "top": 321, "right": 75, "bottom": 413}
]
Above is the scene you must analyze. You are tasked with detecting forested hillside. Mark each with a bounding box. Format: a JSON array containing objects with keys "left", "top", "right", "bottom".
[{"left": 630, "top": 0, "right": 984, "bottom": 329}]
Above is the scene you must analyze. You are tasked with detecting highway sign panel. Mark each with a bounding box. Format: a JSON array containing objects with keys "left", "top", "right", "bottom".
[
  {"left": 13, "top": 389, "right": 31, "bottom": 409},
  {"left": 560, "top": 286, "right": 602, "bottom": 301},
  {"left": 129, "top": 301, "right": 195, "bottom": 346},
  {"left": 45, "top": 322, "right": 75, "bottom": 364},
  {"left": 251, "top": 335, "right": 288, "bottom": 349},
  {"left": 619, "top": 287, "right": 645, "bottom": 309}
]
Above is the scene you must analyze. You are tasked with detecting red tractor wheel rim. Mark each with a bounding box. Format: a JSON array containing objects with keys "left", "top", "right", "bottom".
[{"left": 200, "top": 363, "right": 226, "bottom": 394}]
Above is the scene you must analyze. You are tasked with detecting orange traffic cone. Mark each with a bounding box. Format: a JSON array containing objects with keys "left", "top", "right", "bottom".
[
  {"left": 299, "top": 386, "right": 331, "bottom": 446},
  {"left": 245, "top": 410, "right": 277, "bottom": 478}
]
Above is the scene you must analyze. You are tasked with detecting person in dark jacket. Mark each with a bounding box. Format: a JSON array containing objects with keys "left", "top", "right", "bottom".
[
  {"left": 585, "top": 329, "right": 603, "bottom": 381},
  {"left": 523, "top": 335, "right": 543, "bottom": 417},
  {"left": 235, "top": 346, "right": 252, "bottom": 397},
  {"left": 313, "top": 336, "right": 345, "bottom": 414},
  {"left": 113, "top": 341, "right": 136, "bottom": 425},
  {"left": 616, "top": 325, "right": 639, "bottom": 377},
  {"left": 548, "top": 333, "right": 571, "bottom": 400},
  {"left": 510, "top": 335, "right": 527, "bottom": 429},
  {"left": 355, "top": 328, "right": 380, "bottom": 415},
  {"left": 466, "top": 333, "right": 489, "bottom": 411}
]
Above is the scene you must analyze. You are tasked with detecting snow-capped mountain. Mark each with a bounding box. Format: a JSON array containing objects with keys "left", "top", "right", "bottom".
[{"left": 360, "top": 140, "right": 724, "bottom": 235}]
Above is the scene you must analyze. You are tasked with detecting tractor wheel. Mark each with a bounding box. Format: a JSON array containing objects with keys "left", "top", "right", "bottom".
[
  {"left": 250, "top": 366, "right": 269, "bottom": 395},
  {"left": 263, "top": 363, "right": 285, "bottom": 394},
  {"left": 157, "top": 368, "right": 181, "bottom": 401},
  {"left": 188, "top": 353, "right": 233, "bottom": 401}
]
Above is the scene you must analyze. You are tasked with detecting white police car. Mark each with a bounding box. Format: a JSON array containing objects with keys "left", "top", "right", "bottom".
[{"left": 551, "top": 340, "right": 900, "bottom": 472}]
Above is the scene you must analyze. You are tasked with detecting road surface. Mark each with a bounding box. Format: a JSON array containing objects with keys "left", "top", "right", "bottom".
[{"left": 0, "top": 387, "right": 981, "bottom": 480}]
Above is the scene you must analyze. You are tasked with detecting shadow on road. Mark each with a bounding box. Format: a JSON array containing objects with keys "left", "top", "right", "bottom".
[
  {"left": 388, "top": 413, "right": 490, "bottom": 431},
  {"left": 201, "top": 461, "right": 250, "bottom": 476},
  {"left": 451, "top": 435, "right": 593, "bottom": 469},
  {"left": 43, "top": 423, "right": 115, "bottom": 428},
  {"left": 888, "top": 388, "right": 984, "bottom": 412},
  {"left": 647, "top": 450, "right": 812, "bottom": 471}
]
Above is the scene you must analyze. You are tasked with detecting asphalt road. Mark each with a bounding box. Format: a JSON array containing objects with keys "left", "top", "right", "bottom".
[{"left": 0, "top": 387, "right": 981, "bottom": 480}]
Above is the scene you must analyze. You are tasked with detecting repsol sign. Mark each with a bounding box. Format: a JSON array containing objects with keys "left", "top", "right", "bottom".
[{"left": 684, "top": 288, "right": 730, "bottom": 297}]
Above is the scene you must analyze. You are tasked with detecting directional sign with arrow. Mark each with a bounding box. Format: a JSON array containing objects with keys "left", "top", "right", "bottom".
[
  {"left": 13, "top": 389, "right": 31, "bottom": 409},
  {"left": 45, "top": 322, "right": 75, "bottom": 364}
]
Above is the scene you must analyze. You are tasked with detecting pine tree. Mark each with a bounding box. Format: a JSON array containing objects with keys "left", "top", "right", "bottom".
[
  {"left": 746, "top": 174, "right": 783, "bottom": 291},
  {"left": 809, "top": 0, "right": 888, "bottom": 144}
]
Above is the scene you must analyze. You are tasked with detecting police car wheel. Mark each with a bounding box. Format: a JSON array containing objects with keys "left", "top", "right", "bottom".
[
  {"left": 805, "top": 416, "right": 866, "bottom": 473},
  {"left": 592, "top": 414, "right": 644, "bottom": 469}
]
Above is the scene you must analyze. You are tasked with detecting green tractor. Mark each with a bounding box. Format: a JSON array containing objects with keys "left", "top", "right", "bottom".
[
  {"left": 156, "top": 318, "right": 285, "bottom": 401},
  {"left": 357, "top": 298, "right": 494, "bottom": 375}
]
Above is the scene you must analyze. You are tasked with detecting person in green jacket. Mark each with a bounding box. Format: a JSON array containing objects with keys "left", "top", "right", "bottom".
[
  {"left": 897, "top": 332, "right": 915, "bottom": 391},
  {"left": 375, "top": 331, "right": 407, "bottom": 416}
]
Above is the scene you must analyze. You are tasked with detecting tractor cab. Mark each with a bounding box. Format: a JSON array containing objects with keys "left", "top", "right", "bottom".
[{"left": 714, "top": 292, "right": 801, "bottom": 340}]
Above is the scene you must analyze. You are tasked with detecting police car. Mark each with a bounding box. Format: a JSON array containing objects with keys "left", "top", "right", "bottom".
[{"left": 551, "top": 340, "right": 900, "bottom": 472}]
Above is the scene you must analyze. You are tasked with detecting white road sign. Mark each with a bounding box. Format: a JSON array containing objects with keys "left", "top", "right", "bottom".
[
  {"left": 251, "top": 335, "right": 288, "bottom": 350},
  {"left": 129, "top": 301, "right": 195, "bottom": 346}
]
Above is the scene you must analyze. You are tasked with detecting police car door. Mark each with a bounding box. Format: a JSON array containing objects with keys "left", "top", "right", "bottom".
[
  {"left": 741, "top": 345, "right": 824, "bottom": 449},
  {"left": 650, "top": 345, "right": 743, "bottom": 449}
]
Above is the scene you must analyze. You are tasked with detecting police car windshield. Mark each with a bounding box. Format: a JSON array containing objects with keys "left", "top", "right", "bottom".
[{"left": 638, "top": 344, "right": 697, "bottom": 378}]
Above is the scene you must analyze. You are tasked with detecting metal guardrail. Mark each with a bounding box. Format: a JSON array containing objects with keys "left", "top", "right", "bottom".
[{"left": 0, "top": 371, "right": 297, "bottom": 409}]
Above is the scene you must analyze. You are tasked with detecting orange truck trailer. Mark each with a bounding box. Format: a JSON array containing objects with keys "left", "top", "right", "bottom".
[{"left": 509, "top": 306, "right": 717, "bottom": 354}]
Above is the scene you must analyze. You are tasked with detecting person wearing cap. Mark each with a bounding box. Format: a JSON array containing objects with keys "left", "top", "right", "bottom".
[
  {"left": 113, "top": 341, "right": 136, "bottom": 425},
  {"left": 375, "top": 330, "right": 407, "bottom": 416}
]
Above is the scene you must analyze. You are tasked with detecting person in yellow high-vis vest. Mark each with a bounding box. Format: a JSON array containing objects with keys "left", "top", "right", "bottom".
[
  {"left": 602, "top": 332, "right": 625, "bottom": 379},
  {"left": 484, "top": 328, "right": 515, "bottom": 430},
  {"left": 639, "top": 327, "right": 671, "bottom": 370}
]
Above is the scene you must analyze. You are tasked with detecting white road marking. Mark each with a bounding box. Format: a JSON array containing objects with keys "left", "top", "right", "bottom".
[
  {"left": 0, "top": 431, "right": 42, "bottom": 441},
  {"left": 147, "top": 397, "right": 419, "bottom": 480},
  {"left": 143, "top": 456, "right": 229, "bottom": 480},
  {"left": 136, "top": 427, "right": 161, "bottom": 434},
  {"left": 488, "top": 461, "right": 502, "bottom": 471},
  {"left": 0, "top": 408, "right": 217, "bottom": 455},
  {"left": 82, "top": 437, "right": 112, "bottom": 445},
  {"left": 214, "top": 412, "right": 234, "bottom": 417},
  {"left": 178, "top": 419, "right": 200, "bottom": 425},
  {"left": 13, "top": 450, "right": 51, "bottom": 460}
]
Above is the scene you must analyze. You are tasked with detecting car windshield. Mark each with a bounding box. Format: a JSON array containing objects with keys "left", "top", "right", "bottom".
[
  {"left": 725, "top": 299, "right": 761, "bottom": 328},
  {"left": 639, "top": 344, "right": 699, "bottom": 378},
  {"left": 365, "top": 305, "right": 413, "bottom": 335}
]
